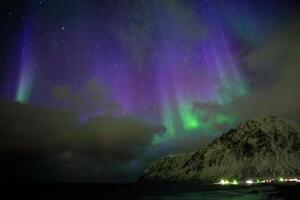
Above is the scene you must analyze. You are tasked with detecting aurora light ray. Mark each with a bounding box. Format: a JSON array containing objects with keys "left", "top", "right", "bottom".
[
  {"left": 10, "top": 1, "right": 248, "bottom": 139},
  {"left": 16, "top": 24, "right": 35, "bottom": 103},
  {"left": 149, "top": 4, "right": 249, "bottom": 141},
  {"left": 0, "top": 0, "right": 298, "bottom": 183},
  {"left": 3, "top": 0, "right": 290, "bottom": 145}
]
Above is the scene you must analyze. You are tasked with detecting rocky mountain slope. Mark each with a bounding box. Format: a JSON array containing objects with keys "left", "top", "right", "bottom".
[{"left": 139, "top": 116, "right": 300, "bottom": 183}]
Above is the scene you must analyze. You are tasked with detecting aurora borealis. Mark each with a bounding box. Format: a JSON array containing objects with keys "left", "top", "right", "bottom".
[
  {"left": 2, "top": 0, "right": 252, "bottom": 138},
  {"left": 0, "top": 0, "right": 300, "bottom": 182}
]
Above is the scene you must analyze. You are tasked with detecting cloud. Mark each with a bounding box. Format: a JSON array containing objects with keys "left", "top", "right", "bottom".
[
  {"left": 230, "top": 20, "right": 300, "bottom": 122},
  {"left": 192, "top": 102, "right": 237, "bottom": 131},
  {"left": 52, "top": 79, "right": 121, "bottom": 117},
  {"left": 0, "top": 100, "right": 164, "bottom": 182},
  {"left": 74, "top": 115, "right": 165, "bottom": 160}
]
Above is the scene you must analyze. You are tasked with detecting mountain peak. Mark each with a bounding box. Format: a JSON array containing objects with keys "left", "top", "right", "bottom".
[{"left": 140, "top": 116, "right": 300, "bottom": 183}]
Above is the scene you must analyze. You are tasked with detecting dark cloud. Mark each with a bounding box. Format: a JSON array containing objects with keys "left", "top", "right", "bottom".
[
  {"left": 230, "top": 20, "right": 300, "bottom": 122},
  {"left": 52, "top": 79, "right": 121, "bottom": 117},
  {"left": 0, "top": 100, "right": 164, "bottom": 182},
  {"left": 192, "top": 102, "right": 237, "bottom": 132},
  {"left": 155, "top": 134, "right": 215, "bottom": 155},
  {"left": 74, "top": 115, "right": 164, "bottom": 160}
]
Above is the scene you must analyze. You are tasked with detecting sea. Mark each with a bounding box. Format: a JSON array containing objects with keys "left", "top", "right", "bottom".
[{"left": 3, "top": 183, "right": 299, "bottom": 199}]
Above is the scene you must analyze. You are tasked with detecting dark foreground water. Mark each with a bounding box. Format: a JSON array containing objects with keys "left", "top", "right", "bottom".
[{"left": 2, "top": 183, "right": 299, "bottom": 200}]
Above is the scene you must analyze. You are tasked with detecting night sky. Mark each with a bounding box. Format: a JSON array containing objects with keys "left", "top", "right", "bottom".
[{"left": 0, "top": 0, "right": 299, "bottom": 182}]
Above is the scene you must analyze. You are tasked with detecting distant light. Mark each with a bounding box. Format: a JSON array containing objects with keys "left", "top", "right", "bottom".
[
  {"left": 216, "top": 177, "right": 300, "bottom": 186},
  {"left": 256, "top": 179, "right": 264, "bottom": 183},
  {"left": 220, "top": 179, "right": 225, "bottom": 185},
  {"left": 287, "top": 178, "right": 300, "bottom": 182},
  {"left": 219, "top": 179, "right": 229, "bottom": 185},
  {"left": 279, "top": 178, "right": 284, "bottom": 182}
]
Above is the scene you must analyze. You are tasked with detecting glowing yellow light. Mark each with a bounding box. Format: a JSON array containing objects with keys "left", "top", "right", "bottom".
[
  {"left": 246, "top": 180, "right": 253, "bottom": 184},
  {"left": 287, "top": 178, "right": 300, "bottom": 182},
  {"left": 219, "top": 179, "right": 231, "bottom": 185},
  {"left": 232, "top": 180, "right": 238, "bottom": 185},
  {"left": 220, "top": 179, "right": 225, "bottom": 185},
  {"left": 279, "top": 178, "right": 284, "bottom": 182}
]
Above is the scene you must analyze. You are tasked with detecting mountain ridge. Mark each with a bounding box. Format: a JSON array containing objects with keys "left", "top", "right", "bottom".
[{"left": 139, "top": 116, "right": 300, "bottom": 183}]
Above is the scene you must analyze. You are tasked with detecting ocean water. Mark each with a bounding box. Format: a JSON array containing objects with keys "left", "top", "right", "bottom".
[{"left": 4, "top": 183, "right": 299, "bottom": 199}]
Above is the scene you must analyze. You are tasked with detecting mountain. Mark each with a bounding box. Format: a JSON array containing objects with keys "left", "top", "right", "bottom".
[{"left": 139, "top": 116, "right": 300, "bottom": 183}]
